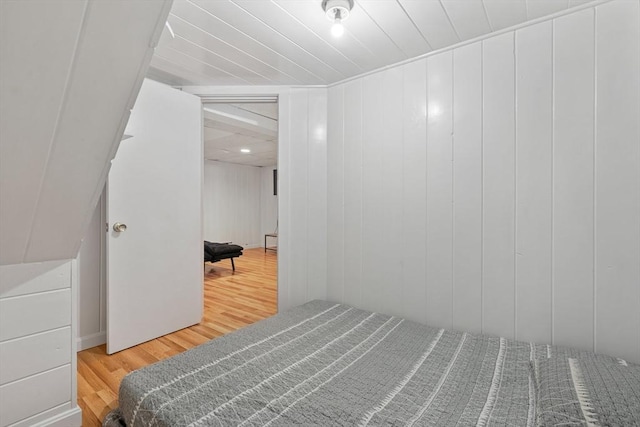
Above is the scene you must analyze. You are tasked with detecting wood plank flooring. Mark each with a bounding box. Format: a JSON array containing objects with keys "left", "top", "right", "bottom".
[{"left": 77, "top": 248, "right": 277, "bottom": 427}]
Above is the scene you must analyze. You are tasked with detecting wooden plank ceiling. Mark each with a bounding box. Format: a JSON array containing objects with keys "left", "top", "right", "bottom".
[
  {"left": 149, "top": 0, "right": 595, "bottom": 86},
  {"left": 0, "top": 0, "right": 171, "bottom": 265}
]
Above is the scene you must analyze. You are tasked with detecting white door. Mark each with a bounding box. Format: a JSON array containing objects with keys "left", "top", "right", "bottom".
[{"left": 106, "top": 79, "right": 202, "bottom": 354}]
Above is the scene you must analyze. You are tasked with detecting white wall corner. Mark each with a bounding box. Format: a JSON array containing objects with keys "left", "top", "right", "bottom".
[
  {"left": 70, "top": 259, "right": 82, "bottom": 424},
  {"left": 77, "top": 332, "right": 107, "bottom": 352}
]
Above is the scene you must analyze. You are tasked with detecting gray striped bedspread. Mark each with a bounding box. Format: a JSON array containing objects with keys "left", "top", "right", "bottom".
[{"left": 107, "top": 300, "right": 640, "bottom": 426}]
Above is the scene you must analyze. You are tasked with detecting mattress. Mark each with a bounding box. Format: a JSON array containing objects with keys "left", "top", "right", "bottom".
[{"left": 107, "top": 300, "right": 640, "bottom": 426}]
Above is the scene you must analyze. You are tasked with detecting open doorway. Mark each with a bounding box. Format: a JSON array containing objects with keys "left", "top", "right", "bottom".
[{"left": 201, "top": 101, "right": 278, "bottom": 316}]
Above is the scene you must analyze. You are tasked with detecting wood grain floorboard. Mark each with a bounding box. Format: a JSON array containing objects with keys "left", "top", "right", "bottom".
[{"left": 77, "top": 248, "right": 277, "bottom": 426}]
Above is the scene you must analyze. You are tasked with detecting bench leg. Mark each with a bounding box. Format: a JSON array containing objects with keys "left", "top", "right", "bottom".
[{"left": 231, "top": 258, "right": 235, "bottom": 271}]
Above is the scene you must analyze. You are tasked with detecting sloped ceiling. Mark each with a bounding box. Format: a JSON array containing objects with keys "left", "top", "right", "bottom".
[
  {"left": 149, "top": 0, "right": 596, "bottom": 86},
  {"left": 0, "top": 0, "right": 172, "bottom": 265}
]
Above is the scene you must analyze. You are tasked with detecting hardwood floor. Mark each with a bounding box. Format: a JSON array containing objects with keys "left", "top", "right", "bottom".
[{"left": 77, "top": 248, "right": 277, "bottom": 427}]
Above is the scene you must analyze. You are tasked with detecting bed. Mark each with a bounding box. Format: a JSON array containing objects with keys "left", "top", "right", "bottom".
[
  {"left": 204, "top": 241, "right": 243, "bottom": 271},
  {"left": 104, "top": 300, "right": 640, "bottom": 426}
]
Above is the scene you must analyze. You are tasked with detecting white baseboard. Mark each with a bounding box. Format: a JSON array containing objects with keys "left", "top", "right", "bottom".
[
  {"left": 77, "top": 331, "right": 106, "bottom": 351},
  {"left": 9, "top": 403, "right": 82, "bottom": 427},
  {"left": 31, "top": 406, "right": 82, "bottom": 427}
]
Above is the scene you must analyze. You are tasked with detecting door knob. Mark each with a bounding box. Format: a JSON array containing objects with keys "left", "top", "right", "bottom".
[{"left": 113, "top": 222, "right": 127, "bottom": 232}]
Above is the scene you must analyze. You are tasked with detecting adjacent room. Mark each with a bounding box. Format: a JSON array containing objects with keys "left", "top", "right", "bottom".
[
  {"left": 201, "top": 101, "right": 279, "bottom": 271},
  {"left": 0, "top": 0, "right": 638, "bottom": 426}
]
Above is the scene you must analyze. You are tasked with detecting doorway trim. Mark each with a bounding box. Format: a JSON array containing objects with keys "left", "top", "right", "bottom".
[{"left": 185, "top": 86, "right": 294, "bottom": 313}]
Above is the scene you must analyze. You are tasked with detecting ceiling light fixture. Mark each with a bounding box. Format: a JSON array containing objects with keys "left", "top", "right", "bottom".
[
  {"left": 240, "top": 148, "right": 251, "bottom": 153},
  {"left": 322, "top": 0, "right": 354, "bottom": 38}
]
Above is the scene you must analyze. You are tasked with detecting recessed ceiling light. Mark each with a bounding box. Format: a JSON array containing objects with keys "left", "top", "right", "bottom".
[{"left": 241, "top": 148, "right": 251, "bottom": 153}]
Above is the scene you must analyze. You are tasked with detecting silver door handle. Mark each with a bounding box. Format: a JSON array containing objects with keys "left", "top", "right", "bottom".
[{"left": 113, "top": 222, "right": 127, "bottom": 232}]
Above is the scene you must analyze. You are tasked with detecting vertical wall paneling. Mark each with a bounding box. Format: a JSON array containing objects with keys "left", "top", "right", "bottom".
[
  {"left": 361, "top": 72, "right": 386, "bottom": 313},
  {"left": 342, "top": 80, "right": 364, "bottom": 308},
  {"left": 325, "top": 0, "right": 640, "bottom": 363},
  {"left": 515, "top": 21, "right": 553, "bottom": 343},
  {"left": 276, "top": 91, "right": 291, "bottom": 311},
  {"left": 452, "top": 43, "right": 483, "bottom": 334},
  {"left": 287, "top": 89, "right": 310, "bottom": 306},
  {"left": 594, "top": 0, "right": 640, "bottom": 361},
  {"left": 327, "top": 85, "right": 345, "bottom": 301},
  {"left": 281, "top": 87, "right": 328, "bottom": 306},
  {"left": 306, "top": 89, "right": 328, "bottom": 301},
  {"left": 401, "top": 59, "right": 428, "bottom": 324},
  {"left": 425, "top": 51, "right": 454, "bottom": 329},
  {"left": 379, "top": 67, "right": 405, "bottom": 317},
  {"left": 552, "top": 8, "right": 595, "bottom": 351},
  {"left": 481, "top": 32, "right": 516, "bottom": 339},
  {"left": 203, "top": 161, "right": 262, "bottom": 247}
]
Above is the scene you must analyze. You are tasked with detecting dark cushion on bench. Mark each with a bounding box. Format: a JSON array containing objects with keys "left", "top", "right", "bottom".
[{"left": 204, "top": 241, "right": 243, "bottom": 262}]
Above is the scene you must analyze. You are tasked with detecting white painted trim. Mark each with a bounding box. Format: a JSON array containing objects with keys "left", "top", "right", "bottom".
[
  {"left": 30, "top": 406, "right": 82, "bottom": 427},
  {"left": 182, "top": 86, "right": 290, "bottom": 95},
  {"left": 181, "top": 86, "right": 324, "bottom": 93},
  {"left": 69, "top": 260, "right": 80, "bottom": 421},
  {"left": 242, "top": 244, "right": 262, "bottom": 250},
  {"left": 76, "top": 331, "right": 106, "bottom": 351},
  {"left": 6, "top": 403, "right": 81, "bottom": 427},
  {"left": 327, "top": 0, "right": 614, "bottom": 88},
  {"left": 182, "top": 86, "right": 293, "bottom": 313}
]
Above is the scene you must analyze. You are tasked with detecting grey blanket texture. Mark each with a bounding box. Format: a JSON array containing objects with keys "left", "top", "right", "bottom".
[{"left": 104, "top": 300, "right": 639, "bottom": 426}]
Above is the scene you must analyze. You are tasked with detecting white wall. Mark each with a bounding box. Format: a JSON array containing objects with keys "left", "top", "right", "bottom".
[
  {"left": 0, "top": 261, "right": 81, "bottom": 426},
  {"left": 203, "top": 161, "right": 262, "bottom": 247},
  {"left": 327, "top": 0, "right": 640, "bottom": 363},
  {"left": 261, "top": 165, "right": 278, "bottom": 239},
  {"left": 282, "top": 88, "right": 328, "bottom": 308},
  {"left": 77, "top": 190, "right": 106, "bottom": 351}
]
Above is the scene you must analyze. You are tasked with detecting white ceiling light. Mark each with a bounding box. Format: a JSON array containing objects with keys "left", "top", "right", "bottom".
[
  {"left": 322, "top": 0, "right": 354, "bottom": 38},
  {"left": 240, "top": 148, "right": 251, "bottom": 153}
]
